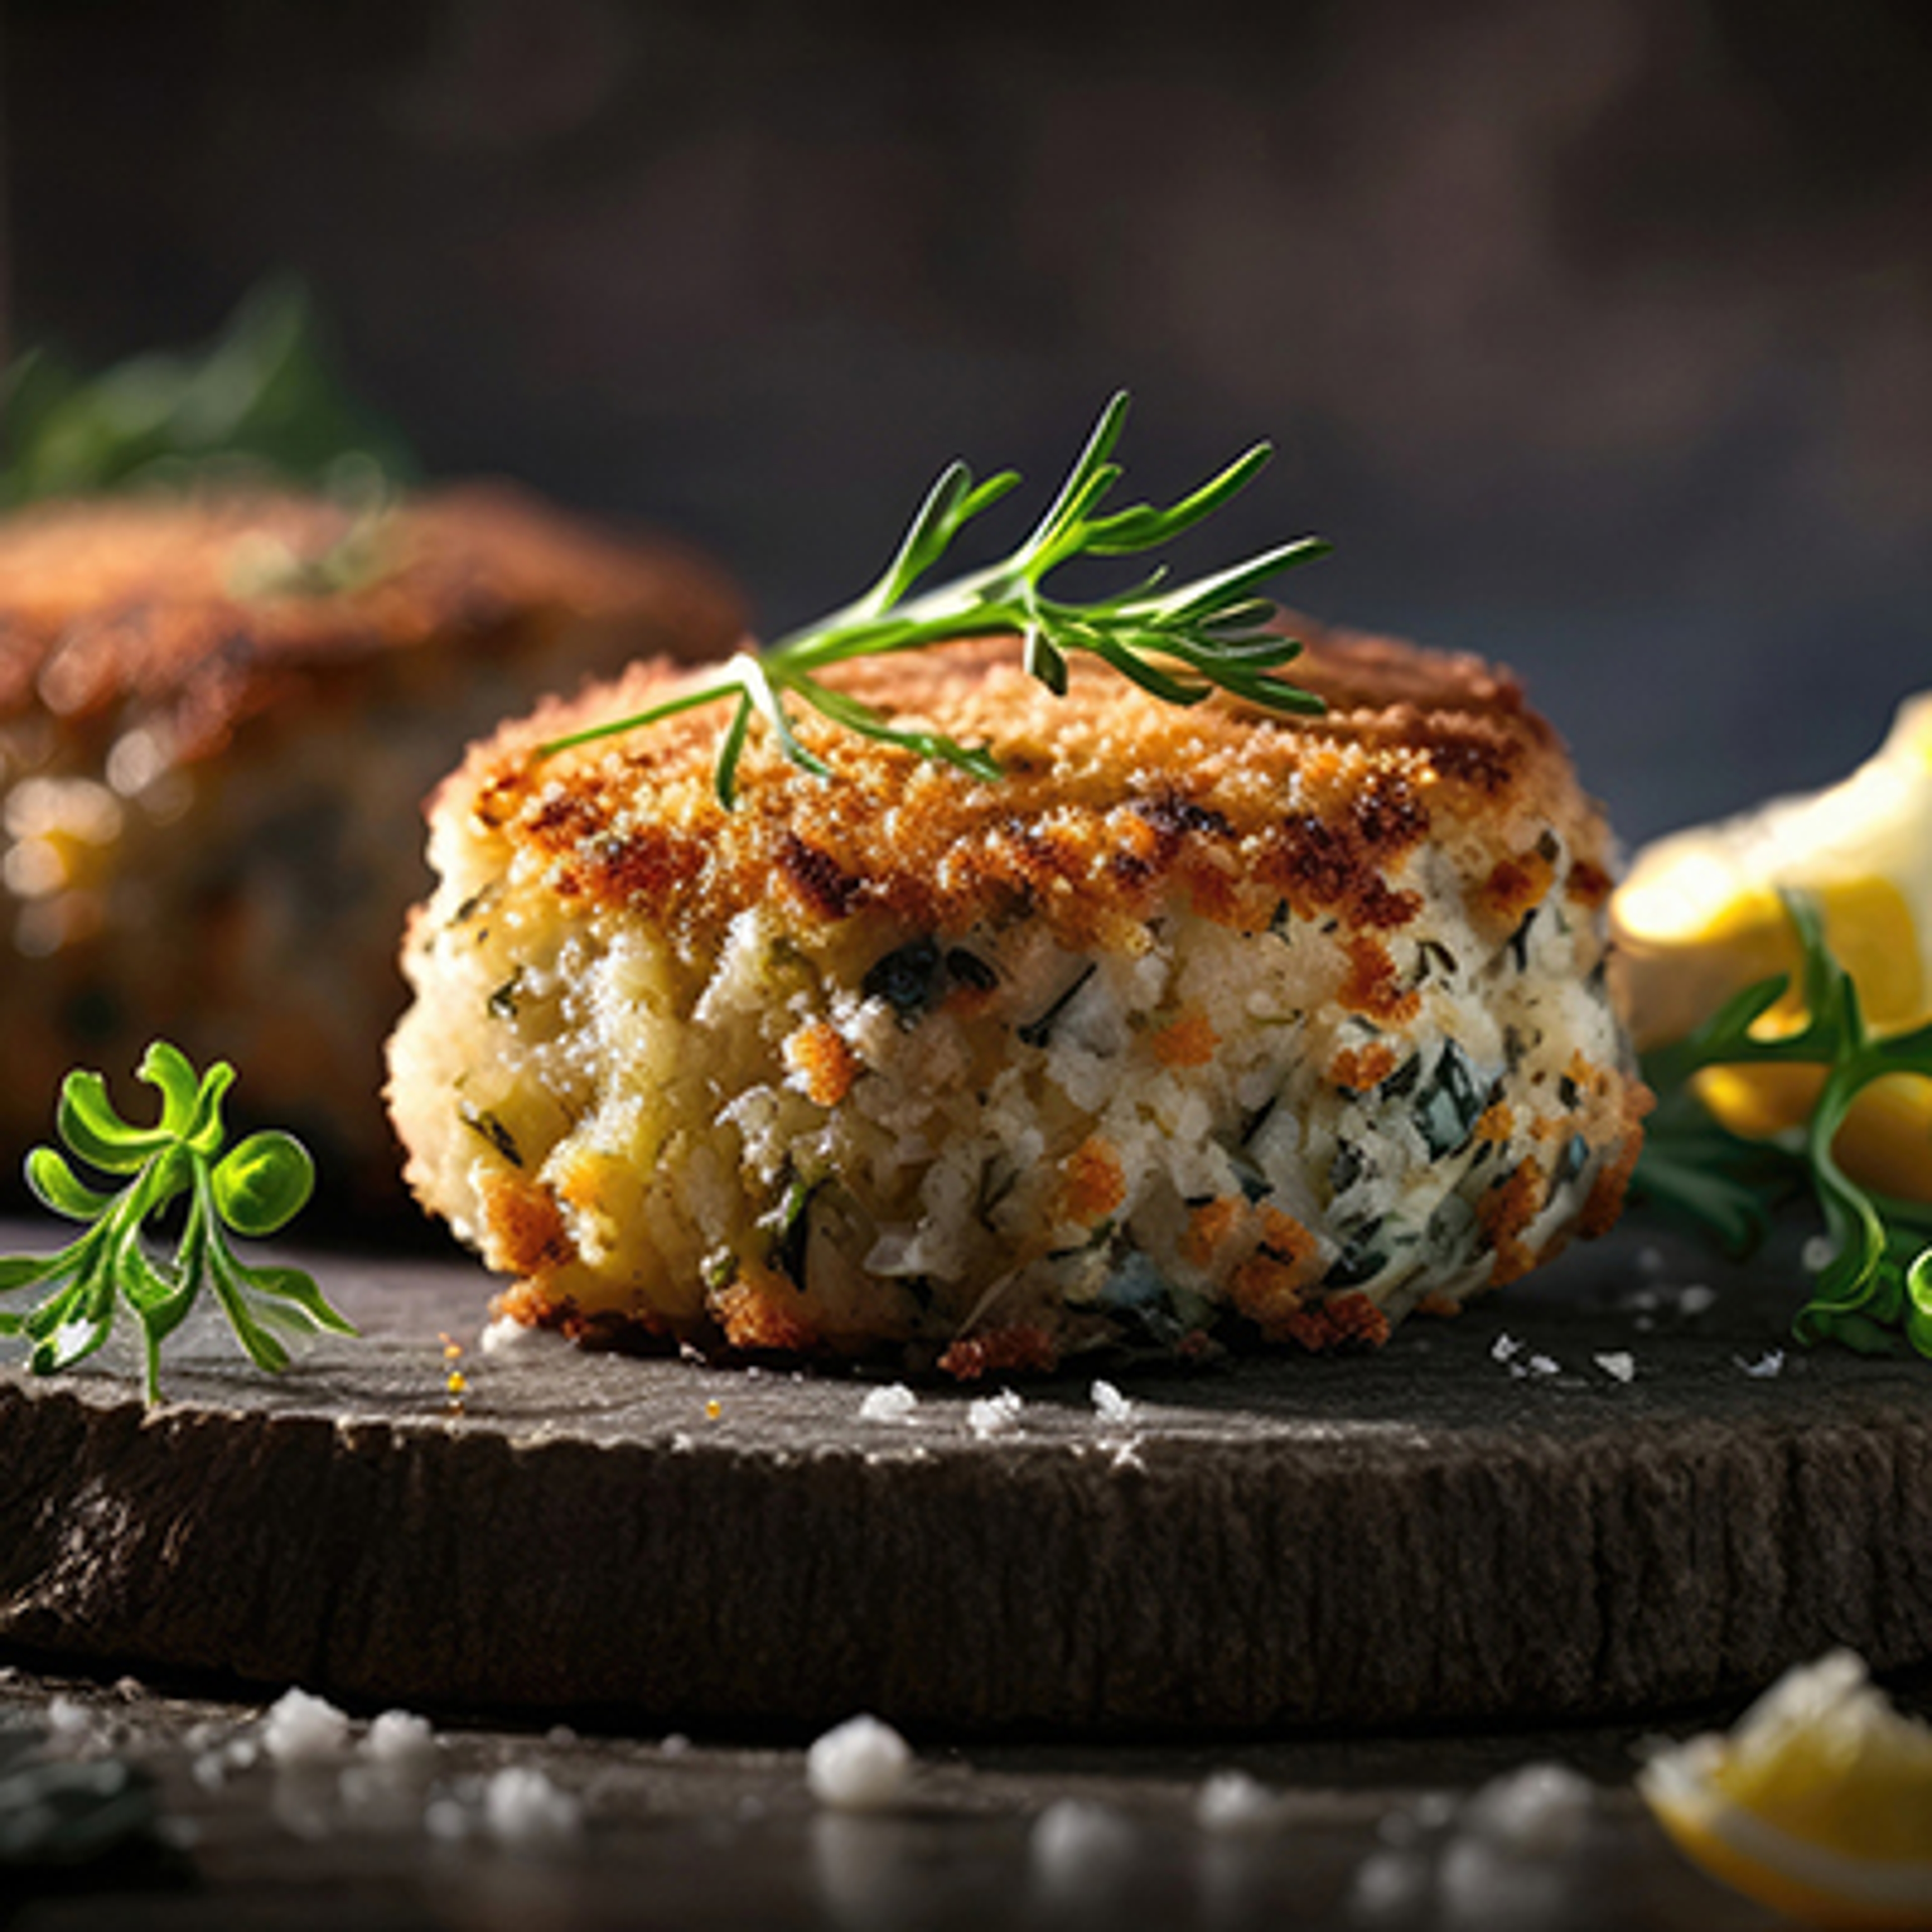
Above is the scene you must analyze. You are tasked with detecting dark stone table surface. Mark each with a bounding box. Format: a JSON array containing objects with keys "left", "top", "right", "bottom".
[{"left": 3, "top": 1215, "right": 1930, "bottom": 1926}]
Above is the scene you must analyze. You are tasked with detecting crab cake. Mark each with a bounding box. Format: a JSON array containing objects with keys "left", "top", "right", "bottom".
[
  {"left": 0, "top": 483, "right": 744, "bottom": 1211},
  {"left": 387, "top": 621, "right": 1648, "bottom": 1370}
]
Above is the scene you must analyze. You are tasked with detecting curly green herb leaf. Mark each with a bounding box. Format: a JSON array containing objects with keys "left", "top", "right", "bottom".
[
  {"left": 1629, "top": 892, "right": 1932, "bottom": 1360},
  {"left": 0, "top": 1042, "right": 353, "bottom": 1402},
  {"left": 538, "top": 391, "right": 1331, "bottom": 805}
]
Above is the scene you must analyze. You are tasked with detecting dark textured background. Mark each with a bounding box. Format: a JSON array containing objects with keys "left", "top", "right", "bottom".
[{"left": 5, "top": 0, "right": 1929, "bottom": 843}]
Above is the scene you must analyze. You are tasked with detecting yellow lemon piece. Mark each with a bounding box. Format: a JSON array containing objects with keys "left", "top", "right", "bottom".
[
  {"left": 1638, "top": 1650, "right": 1932, "bottom": 1929},
  {"left": 1613, "top": 693, "right": 1932, "bottom": 1201}
]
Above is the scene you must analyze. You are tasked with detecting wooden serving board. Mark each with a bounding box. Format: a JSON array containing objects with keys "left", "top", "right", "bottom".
[{"left": 3, "top": 1219, "right": 1930, "bottom": 1735}]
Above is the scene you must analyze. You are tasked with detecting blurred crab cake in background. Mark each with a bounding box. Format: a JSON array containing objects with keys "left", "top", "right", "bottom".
[
  {"left": 388, "top": 618, "right": 1649, "bottom": 1373},
  {"left": 0, "top": 482, "right": 745, "bottom": 1214},
  {"left": 0, "top": 284, "right": 745, "bottom": 1216}
]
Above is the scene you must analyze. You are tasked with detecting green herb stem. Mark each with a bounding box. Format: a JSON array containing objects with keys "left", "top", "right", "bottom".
[
  {"left": 1629, "top": 892, "right": 1932, "bottom": 1360},
  {"left": 0, "top": 1041, "right": 352, "bottom": 1402},
  {"left": 538, "top": 391, "right": 1331, "bottom": 806}
]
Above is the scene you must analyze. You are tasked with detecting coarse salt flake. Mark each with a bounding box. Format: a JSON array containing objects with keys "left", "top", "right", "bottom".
[
  {"left": 806, "top": 1714, "right": 913, "bottom": 1811},
  {"left": 480, "top": 1314, "right": 553, "bottom": 1354},
  {"left": 1737, "top": 1349, "right": 1785, "bottom": 1379},
  {"left": 1030, "top": 1798, "right": 1136, "bottom": 1889},
  {"left": 262, "top": 1688, "right": 351, "bottom": 1766},
  {"left": 967, "top": 1389, "right": 1024, "bottom": 1438},
  {"left": 1091, "top": 1379, "right": 1135, "bottom": 1426},
  {"left": 1348, "top": 1845, "right": 1433, "bottom": 1919},
  {"left": 484, "top": 1765, "right": 583, "bottom": 1847},
  {"left": 1491, "top": 1333, "right": 1521, "bottom": 1362},
  {"left": 1458, "top": 1760, "right": 1595, "bottom": 1857},
  {"left": 1592, "top": 1352, "right": 1636, "bottom": 1384},
  {"left": 859, "top": 1383, "right": 919, "bottom": 1424},
  {"left": 1677, "top": 1283, "right": 1717, "bottom": 1316},
  {"left": 1194, "top": 1769, "right": 1287, "bottom": 1835},
  {"left": 362, "top": 1710, "right": 438, "bottom": 1772}
]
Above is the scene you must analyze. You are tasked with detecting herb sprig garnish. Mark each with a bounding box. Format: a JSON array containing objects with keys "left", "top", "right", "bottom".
[
  {"left": 0, "top": 1042, "right": 354, "bottom": 1403},
  {"left": 1630, "top": 893, "right": 1932, "bottom": 1358},
  {"left": 539, "top": 392, "right": 1332, "bottom": 804}
]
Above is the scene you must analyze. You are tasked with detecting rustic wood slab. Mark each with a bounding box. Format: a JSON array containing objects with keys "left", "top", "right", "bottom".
[{"left": 3, "top": 1219, "right": 1930, "bottom": 1734}]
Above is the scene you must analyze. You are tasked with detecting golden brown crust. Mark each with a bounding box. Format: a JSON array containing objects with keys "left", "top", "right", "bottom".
[
  {"left": 0, "top": 481, "right": 743, "bottom": 759},
  {"left": 451, "top": 617, "right": 1604, "bottom": 951}
]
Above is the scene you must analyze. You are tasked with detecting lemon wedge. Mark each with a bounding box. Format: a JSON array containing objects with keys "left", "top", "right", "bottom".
[
  {"left": 1613, "top": 693, "right": 1932, "bottom": 1200},
  {"left": 1638, "top": 1650, "right": 1932, "bottom": 1929}
]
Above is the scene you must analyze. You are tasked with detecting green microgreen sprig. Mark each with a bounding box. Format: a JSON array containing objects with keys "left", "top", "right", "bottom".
[
  {"left": 539, "top": 391, "right": 1332, "bottom": 804},
  {"left": 1630, "top": 893, "right": 1932, "bottom": 1358},
  {"left": 0, "top": 1042, "right": 354, "bottom": 1403}
]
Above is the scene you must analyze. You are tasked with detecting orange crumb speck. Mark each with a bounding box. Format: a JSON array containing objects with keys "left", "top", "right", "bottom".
[
  {"left": 1258, "top": 1206, "right": 1318, "bottom": 1264},
  {"left": 1338, "top": 934, "right": 1420, "bottom": 1024},
  {"left": 782, "top": 1020, "right": 860, "bottom": 1107},
  {"left": 1478, "top": 1159, "right": 1544, "bottom": 1285},
  {"left": 1481, "top": 847, "right": 1555, "bottom": 927},
  {"left": 1182, "top": 1197, "right": 1244, "bottom": 1268},
  {"left": 705, "top": 1398, "right": 722, "bottom": 1420},
  {"left": 1416, "top": 1291, "right": 1462, "bottom": 1318},
  {"left": 1150, "top": 1008, "right": 1219, "bottom": 1068},
  {"left": 939, "top": 1323, "right": 1061, "bottom": 1380},
  {"left": 1059, "top": 1137, "right": 1126, "bottom": 1224},
  {"left": 1329, "top": 1041, "right": 1399, "bottom": 1091},
  {"left": 481, "top": 1177, "right": 576, "bottom": 1280},
  {"left": 713, "top": 1275, "right": 823, "bottom": 1353},
  {"left": 1280, "top": 1292, "right": 1392, "bottom": 1351},
  {"left": 1229, "top": 1254, "right": 1304, "bottom": 1334}
]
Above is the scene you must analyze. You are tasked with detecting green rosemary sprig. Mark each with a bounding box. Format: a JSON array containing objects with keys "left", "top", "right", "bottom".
[
  {"left": 540, "top": 391, "right": 1331, "bottom": 804},
  {"left": 0, "top": 1042, "right": 354, "bottom": 1403},
  {"left": 1630, "top": 893, "right": 1932, "bottom": 1358}
]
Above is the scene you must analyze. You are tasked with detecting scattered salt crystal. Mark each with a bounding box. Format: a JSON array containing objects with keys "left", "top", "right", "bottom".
[
  {"left": 1458, "top": 1761, "right": 1594, "bottom": 1857},
  {"left": 1348, "top": 1845, "right": 1433, "bottom": 1920},
  {"left": 1109, "top": 1438, "right": 1147, "bottom": 1472},
  {"left": 263, "top": 1688, "right": 352, "bottom": 1766},
  {"left": 1526, "top": 1354, "right": 1561, "bottom": 1378},
  {"left": 1195, "top": 1769, "right": 1287, "bottom": 1835},
  {"left": 1737, "top": 1349, "right": 1786, "bottom": 1379},
  {"left": 1677, "top": 1283, "right": 1717, "bottom": 1317},
  {"left": 1030, "top": 1798, "right": 1136, "bottom": 1889},
  {"left": 44, "top": 1696, "right": 92, "bottom": 1741},
  {"left": 659, "top": 1733, "right": 691, "bottom": 1757},
  {"left": 363, "top": 1710, "right": 438, "bottom": 1773},
  {"left": 424, "top": 1795, "right": 472, "bottom": 1840},
  {"left": 967, "top": 1389, "right": 1024, "bottom": 1438},
  {"left": 111, "top": 1675, "right": 144, "bottom": 1701},
  {"left": 484, "top": 1765, "right": 582, "bottom": 1847},
  {"left": 1490, "top": 1334, "right": 1521, "bottom": 1362},
  {"left": 859, "top": 1384, "right": 920, "bottom": 1425},
  {"left": 192, "top": 1753, "right": 227, "bottom": 1792},
  {"left": 544, "top": 1724, "right": 579, "bottom": 1749},
  {"left": 480, "top": 1314, "right": 548, "bottom": 1354},
  {"left": 224, "top": 1737, "right": 260, "bottom": 1769},
  {"left": 1091, "top": 1380, "right": 1135, "bottom": 1427},
  {"left": 806, "top": 1715, "right": 913, "bottom": 1812},
  {"left": 1413, "top": 1792, "right": 1458, "bottom": 1830},
  {"left": 1802, "top": 1235, "right": 1839, "bottom": 1272},
  {"left": 1436, "top": 1833, "right": 1571, "bottom": 1925},
  {"left": 1592, "top": 1352, "right": 1636, "bottom": 1383}
]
